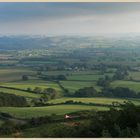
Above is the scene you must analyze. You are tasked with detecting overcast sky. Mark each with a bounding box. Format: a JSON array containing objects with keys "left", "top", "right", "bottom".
[{"left": 0, "top": 3, "right": 140, "bottom": 36}]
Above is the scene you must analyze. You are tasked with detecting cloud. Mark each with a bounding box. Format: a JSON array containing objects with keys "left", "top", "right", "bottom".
[{"left": 0, "top": 3, "right": 140, "bottom": 35}]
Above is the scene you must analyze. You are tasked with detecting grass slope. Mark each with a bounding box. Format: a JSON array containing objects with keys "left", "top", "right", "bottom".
[
  {"left": 0, "top": 87, "right": 40, "bottom": 98},
  {"left": 2, "top": 80, "right": 61, "bottom": 91},
  {"left": 0, "top": 105, "right": 109, "bottom": 118},
  {"left": 48, "top": 97, "right": 140, "bottom": 105}
]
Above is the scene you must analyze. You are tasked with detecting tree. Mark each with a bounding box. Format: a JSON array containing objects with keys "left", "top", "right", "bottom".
[
  {"left": 0, "top": 92, "right": 27, "bottom": 107},
  {"left": 0, "top": 120, "right": 20, "bottom": 135},
  {"left": 37, "top": 71, "right": 42, "bottom": 75},
  {"left": 43, "top": 88, "right": 57, "bottom": 99},
  {"left": 22, "top": 75, "right": 28, "bottom": 81},
  {"left": 33, "top": 87, "right": 42, "bottom": 94},
  {"left": 57, "top": 75, "right": 67, "bottom": 80},
  {"left": 113, "top": 68, "right": 128, "bottom": 80},
  {"left": 27, "top": 87, "right": 32, "bottom": 92},
  {"left": 40, "top": 94, "right": 50, "bottom": 102}
]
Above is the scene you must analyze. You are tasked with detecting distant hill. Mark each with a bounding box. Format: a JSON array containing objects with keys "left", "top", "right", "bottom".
[{"left": 0, "top": 35, "right": 140, "bottom": 51}]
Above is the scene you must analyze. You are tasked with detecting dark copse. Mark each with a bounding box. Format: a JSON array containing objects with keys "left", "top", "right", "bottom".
[
  {"left": 72, "top": 86, "right": 139, "bottom": 98},
  {"left": 97, "top": 75, "right": 112, "bottom": 87},
  {"left": 101, "top": 87, "right": 137, "bottom": 98},
  {"left": 74, "top": 87, "right": 98, "bottom": 97},
  {"left": 0, "top": 92, "right": 27, "bottom": 107},
  {"left": 22, "top": 75, "right": 29, "bottom": 81},
  {"left": 113, "top": 68, "right": 128, "bottom": 80}
]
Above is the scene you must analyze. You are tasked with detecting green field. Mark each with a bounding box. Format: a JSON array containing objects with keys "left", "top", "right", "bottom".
[
  {"left": 110, "top": 80, "right": 140, "bottom": 92},
  {"left": 0, "top": 67, "right": 35, "bottom": 82},
  {"left": 0, "top": 105, "right": 109, "bottom": 118},
  {"left": 1, "top": 80, "right": 63, "bottom": 97},
  {"left": 0, "top": 67, "right": 140, "bottom": 121},
  {"left": 48, "top": 97, "right": 140, "bottom": 105},
  {"left": 0, "top": 87, "right": 40, "bottom": 98},
  {"left": 67, "top": 74, "right": 103, "bottom": 81},
  {"left": 60, "top": 81, "right": 101, "bottom": 92},
  {"left": 2, "top": 80, "right": 61, "bottom": 91},
  {"left": 43, "top": 70, "right": 113, "bottom": 82},
  {"left": 128, "top": 71, "right": 140, "bottom": 81},
  {"left": 67, "top": 73, "right": 113, "bottom": 81}
]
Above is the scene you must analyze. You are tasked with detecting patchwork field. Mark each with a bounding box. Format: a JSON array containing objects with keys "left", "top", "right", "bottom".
[{"left": 0, "top": 68, "right": 140, "bottom": 121}]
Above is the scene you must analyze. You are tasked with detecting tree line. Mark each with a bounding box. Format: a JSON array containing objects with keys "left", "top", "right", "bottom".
[
  {"left": 0, "top": 92, "right": 27, "bottom": 107},
  {"left": 70, "top": 86, "right": 140, "bottom": 98}
]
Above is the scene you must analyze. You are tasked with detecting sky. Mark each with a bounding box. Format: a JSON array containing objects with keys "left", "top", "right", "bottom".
[{"left": 0, "top": 2, "right": 140, "bottom": 36}]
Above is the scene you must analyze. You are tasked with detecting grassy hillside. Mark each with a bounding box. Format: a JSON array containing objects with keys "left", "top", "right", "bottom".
[
  {"left": 48, "top": 97, "right": 140, "bottom": 105},
  {"left": 1, "top": 80, "right": 63, "bottom": 97},
  {"left": 0, "top": 105, "right": 109, "bottom": 118},
  {"left": 0, "top": 87, "right": 39, "bottom": 98},
  {"left": 2, "top": 80, "right": 61, "bottom": 91}
]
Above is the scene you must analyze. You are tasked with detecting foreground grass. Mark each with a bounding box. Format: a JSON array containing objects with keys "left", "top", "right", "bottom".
[
  {"left": 48, "top": 97, "right": 140, "bottom": 105},
  {"left": 110, "top": 80, "right": 140, "bottom": 92},
  {"left": 0, "top": 105, "right": 109, "bottom": 118}
]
